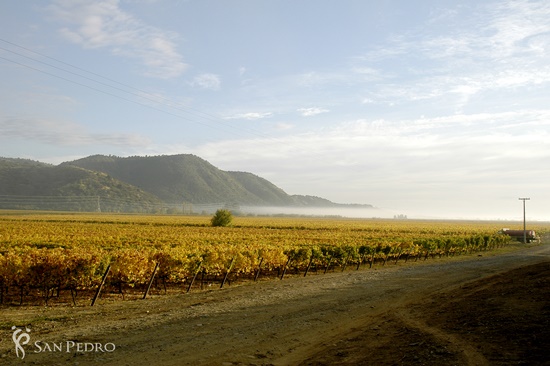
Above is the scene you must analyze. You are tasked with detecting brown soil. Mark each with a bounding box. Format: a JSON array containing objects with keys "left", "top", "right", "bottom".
[
  {"left": 300, "top": 259, "right": 550, "bottom": 366},
  {"left": 1, "top": 242, "right": 549, "bottom": 366}
]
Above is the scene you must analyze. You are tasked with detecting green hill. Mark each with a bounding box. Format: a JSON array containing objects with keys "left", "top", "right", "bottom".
[
  {"left": 63, "top": 154, "right": 369, "bottom": 207},
  {"left": 226, "top": 171, "right": 295, "bottom": 205},
  {"left": 1, "top": 154, "right": 373, "bottom": 213},
  {"left": 0, "top": 157, "right": 162, "bottom": 212},
  {"left": 62, "top": 154, "right": 281, "bottom": 205},
  {"left": 64, "top": 154, "right": 332, "bottom": 206}
]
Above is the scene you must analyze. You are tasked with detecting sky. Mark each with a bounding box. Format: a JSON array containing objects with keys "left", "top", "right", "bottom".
[{"left": 1, "top": 0, "right": 549, "bottom": 221}]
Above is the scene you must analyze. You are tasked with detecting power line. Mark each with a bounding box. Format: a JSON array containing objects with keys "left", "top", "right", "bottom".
[
  {"left": 0, "top": 38, "right": 222, "bottom": 124},
  {"left": 0, "top": 53, "right": 244, "bottom": 139},
  {"left": 0, "top": 38, "right": 275, "bottom": 141},
  {"left": 0, "top": 37, "right": 336, "bottom": 178},
  {"left": 0, "top": 42, "right": 230, "bottom": 129}
]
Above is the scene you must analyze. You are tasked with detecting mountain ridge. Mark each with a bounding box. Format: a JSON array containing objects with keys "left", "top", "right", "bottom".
[
  {"left": 1, "top": 154, "right": 373, "bottom": 212},
  {"left": 0, "top": 156, "right": 163, "bottom": 212}
]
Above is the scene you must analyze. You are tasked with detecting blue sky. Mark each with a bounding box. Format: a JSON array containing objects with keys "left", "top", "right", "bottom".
[{"left": 1, "top": 0, "right": 549, "bottom": 220}]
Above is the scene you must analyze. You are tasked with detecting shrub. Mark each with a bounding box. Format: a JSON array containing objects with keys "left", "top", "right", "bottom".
[{"left": 211, "top": 209, "right": 233, "bottom": 227}]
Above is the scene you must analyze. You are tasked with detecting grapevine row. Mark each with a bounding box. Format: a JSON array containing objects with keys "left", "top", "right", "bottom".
[{"left": 0, "top": 214, "right": 517, "bottom": 306}]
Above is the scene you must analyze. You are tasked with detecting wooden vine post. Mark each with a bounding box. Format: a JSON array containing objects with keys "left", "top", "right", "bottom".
[
  {"left": 303, "top": 252, "right": 315, "bottom": 277},
  {"left": 142, "top": 262, "right": 159, "bottom": 299},
  {"left": 342, "top": 253, "right": 352, "bottom": 272},
  {"left": 280, "top": 257, "right": 292, "bottom": 280},
  {"left": 220, "top": 258, "right": 235, "bottom": 289},
  {"left": 186, "top": 261, "right": 203, "bottom": 293},
  {"left": 91, "top": 264, "right": 111, "bottom": 306},
  {"left": 254, "top": 257, "right": 264, "bottom": 282}
]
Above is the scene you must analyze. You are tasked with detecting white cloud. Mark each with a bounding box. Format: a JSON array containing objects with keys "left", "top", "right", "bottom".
[
  {"left": 486, "top": 0, "right": 550, "bottom": 58},
  {"left": 48, "top": 0, "right": 187, "bottom": 78},
  {"left": 419, "top": 1, "right": 550, "bottom": 63},
  {"left": 190, "top": 107, "right": 550, "bottom": 219},
  {"left": 352, "top": 0, "right": 550, "bottom": 109},
  {"left": 224, "top": 112, "right": 273, "bottom": 120},
  {"left": 190, "top": 73, "right": 221, "bottom": 90},
  {"left": 361, "top": 98, "right": 375, "bottom": 104},
  {"left": 297, "top": 107, "right": 329, "bottom": 117},
  {"left": 201, "top": 109, "right": 550, "bottom": 169},
  {"left": 218, "top": 2, "right": 550, "bottom": 123}
]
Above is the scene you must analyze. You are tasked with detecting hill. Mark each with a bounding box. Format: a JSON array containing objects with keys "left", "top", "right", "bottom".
[
  {"left": 63, "top": 154, "right": 363, "bottom": 208},
  {"left": 1, "top": 154, "right": 373, "bottom": 213},
  {"left": 62, "top": 154, "right": 289, "bottom": 205},
  {"left": 0, "top": 157, "right": 163, "bottom": 212}
]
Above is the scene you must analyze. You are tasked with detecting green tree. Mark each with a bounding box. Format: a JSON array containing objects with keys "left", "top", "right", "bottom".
[{"left": 211, "top": 209, "right": 233, "bottom": 227}]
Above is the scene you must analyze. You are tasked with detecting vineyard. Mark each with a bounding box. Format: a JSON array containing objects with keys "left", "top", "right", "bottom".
[{"left": 0, "top": 211, "right": 548, "bottom": 306}]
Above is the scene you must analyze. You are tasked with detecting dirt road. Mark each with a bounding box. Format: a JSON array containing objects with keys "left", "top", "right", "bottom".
[{"left": 2, "top": 243, "right": 549, "bottom": 365}]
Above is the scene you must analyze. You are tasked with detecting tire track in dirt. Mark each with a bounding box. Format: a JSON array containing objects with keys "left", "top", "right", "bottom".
[
  {"left": 300, "top": 245, "right": 550, "bottom": 366},
  {"left": 394, "top": 309, "right": 489, "bottom": 366}
]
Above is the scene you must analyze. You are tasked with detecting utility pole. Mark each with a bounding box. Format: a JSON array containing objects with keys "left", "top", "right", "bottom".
[{"left": 518, "top": 197, "right": 530, "bottom": 243}]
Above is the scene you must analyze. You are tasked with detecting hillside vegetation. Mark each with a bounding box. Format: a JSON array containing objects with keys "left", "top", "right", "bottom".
[
  {"left": 1, "top": 154, "right": 372, "bottom": 212},
  {"left": 0, "top": 157, "right": 163, "bottom": 212},
  {"left": 63, "top": 154, "right": 292, "bottom": 205}
]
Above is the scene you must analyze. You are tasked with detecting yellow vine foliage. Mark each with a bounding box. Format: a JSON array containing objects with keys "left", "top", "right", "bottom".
[{"left": 0, "top": 212, "right": 548, "bottom": 299}]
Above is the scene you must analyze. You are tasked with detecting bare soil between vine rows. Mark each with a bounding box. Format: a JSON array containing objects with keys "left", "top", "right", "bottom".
[{"left": 1, "top": 241, "right": 549, "bottom": 366}]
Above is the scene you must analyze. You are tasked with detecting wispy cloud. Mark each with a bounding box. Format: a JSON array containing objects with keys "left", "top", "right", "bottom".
[
  {"left": 486, "top": 0, "right": 550, "bottom": 58},
  {"left": 0, "top": 117, "right": 150, "bottom": 147},
  {"left": 186, "top": 107, "right": 548, "bottom": 220},
  {"left": 297, "top": 107, "right": 329, "bottom": 117},
  {"left": 421, "top": 1, "right": 550, "bottom": 65},
  {"left": 190, "top": 73, "right": 221, "bottom": 90},
  {"left": 47, "top": 0, "right": 187, "bottom": 78},
  {"left": 353, "top": 0, "right": 550, "bottom": 109},
  {"left": 223, "top": 2, "right": 550, "bottom": 119},
  {"left": 203, "top": 111, "right": 548, "bottom": 163},
  {"left": 224, "top": 112, "right": 273, "bottom": 120}
]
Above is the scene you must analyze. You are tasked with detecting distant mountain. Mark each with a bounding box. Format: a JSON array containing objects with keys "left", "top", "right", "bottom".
[
  {"left": 0, "top": 157, "right": 162, "bottom": 211},
  {"left": 225, "top": 171, "right": 295, "bottom": 205},
  {"left": 62, "top": 154, "right": 280, "bottom": 205},
  {"left": 63, "top": 154, "right": 354, "bottom": 207},
  {"left": 289, "top": 194, "right": 336, "bottom": 206},
  {"left": 1, "top": 154, "right": 373, "bottom": 212}
]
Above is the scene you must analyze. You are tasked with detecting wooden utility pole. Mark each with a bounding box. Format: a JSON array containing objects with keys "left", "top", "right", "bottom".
[{"left": 518, "top": 197, "right": 530, "bottom": 243}]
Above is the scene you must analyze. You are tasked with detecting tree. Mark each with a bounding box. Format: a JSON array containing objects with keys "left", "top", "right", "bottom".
[{"left": 211, "top": 209, "right": 233, "bottom": 227}]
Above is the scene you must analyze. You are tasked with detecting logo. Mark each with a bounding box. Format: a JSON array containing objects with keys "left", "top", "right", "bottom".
[
  {"left": 8, "top": 325, "right": 116, "bottom": 360},
  {"left": 11, "top": 326, "right": 31, "bottom": 359}
]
